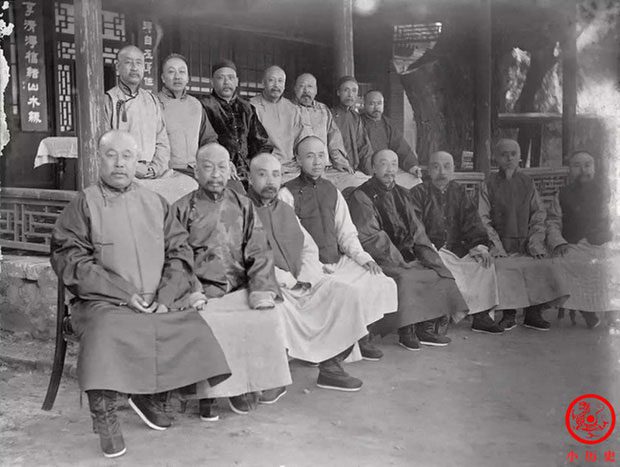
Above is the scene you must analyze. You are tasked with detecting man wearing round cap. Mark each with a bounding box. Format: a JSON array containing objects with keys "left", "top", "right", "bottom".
[{"left": 199, "top": 59, "right": 273, "bottom": 181}]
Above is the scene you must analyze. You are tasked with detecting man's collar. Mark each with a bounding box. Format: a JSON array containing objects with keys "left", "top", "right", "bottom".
[
  {"left": 299, "top": 171, "right": 322, "bottom": 184},
  {"left": 294, "top": 98, "right": 317, "bottom": 108},
  {"left": 98, "top": 179, "right": 135, "bottom": 195},
  {"left": 118, "top": 80, "right": 140, "bottom": 98},
  {"left": 198, "top": 186, "right": 227, "bottom": 201},
  {"left": 261, "top": 92, "right": 282, "bottom": 104},
  {"left": 161, "top": 85, "right": 187, "bottom": 100},
  {"left": 247, "top": 186, "right": 277, "bottom": 206},
  {"left": 370, "top": 175, "right": 394, "bottom": 192},
  {"left": 212, "top": 91, "right": 237, "bottom": 105},
  {"left": 498, "top": 167, "right": 519, "bottom": 179}
]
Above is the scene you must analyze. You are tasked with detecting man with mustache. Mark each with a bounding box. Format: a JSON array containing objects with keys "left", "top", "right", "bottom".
[
  {"left": 51, "top": 130, "right": 230, "bottom": 458},
  {"left": 199, "top": 60, "right": 273, "bottom": 181},
  {"left": 158, "top": 54, "right": 218, "bottom": 175},
  {"left": 362, "top": 90, "right": 421, "bottom": 189},
  {"left": 410, "top": 151, "right": 502, "bottom": 335},
  {"left": 173, "top": 143, "right": 291, "bottom": 418},
  {"left": 248, "top": 153, "right": 396, "bottom": 391},
  {"left": 547, "top": 151, "right": 618, "bottom": 328},
  {"left": 331, "top": 76, "right": 374, "bottom": 173},
  {"left": 479, "top": 138, "right": 568, "bottom": 331},
  {"left": 347, "top": 149, "right": 468, "bottom": 351},
  {"left": 250, "top": 66, "right": 309, "bottom": 172},
  {"left": 105, "top": 45, "right": 170, "bottom": 179},
  {"left": 293, "top": 73, "right": 354, "bottom": 175}
]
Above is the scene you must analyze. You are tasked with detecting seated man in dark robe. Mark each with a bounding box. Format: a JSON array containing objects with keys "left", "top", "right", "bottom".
[
  {"left": 248, "top": 153, "right": 396, "bottom": 391},
  {"left": 479, "top": 138, "right": 568, "bottom": 331},
  {"left": 347, "top": 149, "right": 468, "bottom": 350},
  {"left": 547, "top": 150, "right": 619, "bottom": 328},
  {"left": 279, "top": 136, "right": 398, "bottom": 361},
  {"left": 173, "top": 143, "right": 292, "bottom": 419},
  {"left": 411, "top": 151, "right": 502, "bottom": 334},
  {"left": 51, "top": 130, "right": 230, "bottom": 459}
]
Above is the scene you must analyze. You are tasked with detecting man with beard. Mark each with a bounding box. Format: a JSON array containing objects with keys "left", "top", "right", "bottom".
[
  {"left": 279, "top": 136, "right": 401, "bottom": 361},
  {"left": 173, "top": 143, "right": 291, "bottom": 419},
  {"left": 331, "top": 76, "right": 374, "bottom": 173},
  {"left": 293, "top": 73, "right": 353, "bottom": 175},
  {"left": 105, "top": 45, "right": 170, "bottom": 179},
  {"left": 362, "top": 90, "right": 421, "bottom": 189},
  {"left": 199, "top": 60, "right": 273, "bottom": 181},
  {"left": 250, "top": 66, "right": 308, "bottom": 172},
  {"left": 248, "top": 153, "right": 396, "bottom": 391},
  {"left": 479, "top": 139, "right": 568, "bottom": 331},
  {"left": 347, "top": 149, "right": 468, "bottom": 350},
  {"left": 547, "top": 151, "right": 619, "bottom": 328},
  {"left": 51, "top": 130, "right": 230, "bottom": 458},
  {"left": 410, "top": 151, "right": 502, "bottom": 335}
]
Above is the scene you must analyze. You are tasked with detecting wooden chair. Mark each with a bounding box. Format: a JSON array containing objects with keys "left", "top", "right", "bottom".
[{"left": 41, "top": 277, "right": 74, "bottom": 411}]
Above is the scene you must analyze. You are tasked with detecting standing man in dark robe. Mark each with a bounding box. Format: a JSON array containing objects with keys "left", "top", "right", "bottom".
[
  {"left": 173, "top": 143, "right": 291, "bottom": 419},
  {"left": 199, "top": 59, "right": 273, "bottom": 181},
  {"left": 361, "top": 90, "right": 421, "bottom": 189},
  {"left": 249, "top": 153, "right": 395, "bottom": 391},
  {"left": 331, "top": 76, "right": 374, "bottom": 173},
  {"left": 410, "top": 151, "right": 502, "bottom": 334},
  {"left": 479, "top": 138, "right": 568, "bottom": 331},
  {"left": 547, "top": 150, "right": 619, "bottom": 328},
  {"left": 347, "top": 150, "right": 468, "bottom": 350},
  {"left": 51, "top": 130, "right": 230, "bottom": 459}
]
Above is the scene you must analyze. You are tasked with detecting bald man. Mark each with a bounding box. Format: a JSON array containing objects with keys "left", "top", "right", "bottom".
[
  {"left": 411, "top": 151, "right": 501, "bottom": 334},
  {"left": 293, "top": 73, "right": 353, "bottom": 174},
  {"left": 51, "top": 130, "right": 230, "bottom": 458},
  {"left": 279, "top": 136, "right": 397, "bottom": 361},
  {"left": 347, "top": 150, "right": 468, "bottom": 350},
  {"left": 173, "top": 143, "right": 291, "bottom": 418},
  {"left": 104, "top": 45, "right": 170, "bottom": 179},
  {"left": 249, "top": 153, "right": 395, "bottom": 391},
  {"left": 250, "top": 66, "right": 308, "bottom": 169},
  {"left": 547, "top": 151, "right": 617, "bottom": 327},
  {"left": 479, "top": 138, "right": 568, "bottom": 331}
]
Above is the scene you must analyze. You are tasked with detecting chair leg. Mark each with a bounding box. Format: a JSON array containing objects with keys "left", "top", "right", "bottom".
[{"left": 42, "top": 281, "right": 68, "bottom": 411}]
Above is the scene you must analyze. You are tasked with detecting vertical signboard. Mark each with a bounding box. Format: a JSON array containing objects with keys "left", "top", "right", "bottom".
[
  {"left": 15, "top": 0, "right": 48, "bottom": 131},
  {"left": 138, "top": 19, "right": 158, "bottom": 91}
]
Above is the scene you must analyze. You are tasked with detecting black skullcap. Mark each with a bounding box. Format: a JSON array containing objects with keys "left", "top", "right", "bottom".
[
  {"left": 211, "top": 59, "right": 237, "bottom": 76},
  {"left": 336, "top": 75, "right": 357, "bottom": 89}
]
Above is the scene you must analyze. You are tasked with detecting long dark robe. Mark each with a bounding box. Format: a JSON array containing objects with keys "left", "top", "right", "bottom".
[
  {"left": 347, "top": 177, "right": 467, "bottom": 335},
  {"left": 410, "top": 180, "right": 489, "bottom": 257},
  {"left": 51, "top": 182, "right": 231, "bottom": 393}
]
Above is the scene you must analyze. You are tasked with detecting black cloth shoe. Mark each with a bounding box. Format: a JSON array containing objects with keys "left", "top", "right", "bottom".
[
  {"left": 415, "top": 320, "right": 451, "bottom": 346},
  {"left": 199, "top": 398, "right": 218, "bottom": 422},
  {"left": 128, "top": 394, "right": 172, "bottom": 430},
  {"left": 434, "top": 315, "right": 450, "bottom": 336},
  {"left": 87, "top": 390, "right": 126, "bottom": 458},
  {"left": 358, "top": 334, "right": 383, "bottom": 361},
  {"left": 317, "top": 359, "right": 362, "bottom": 392},
  {"left": 398, "top": 325, "right": 420, "bottom": 351},
  {"left": 472, "top": 312, "right": 504, "bottom": 334},
  {"left": 228, "top": 394, "right": 252, "bottom": 415},
  {"left": 523, "top": 306, "right": 551, "bottom": 331},
  {"left": 259, "top": 387, "right": 287, "bottom": 405},
  {"left": 581, "top": 311, "right": 601, "bottom": 329},
  {"left": 498, "top": 310, "right": 517, "bottom": 331}
]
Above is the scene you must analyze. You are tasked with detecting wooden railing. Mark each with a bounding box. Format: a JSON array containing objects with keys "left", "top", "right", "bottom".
[{"left": 0, "top": 188, "right": 77, "bottom": 253}]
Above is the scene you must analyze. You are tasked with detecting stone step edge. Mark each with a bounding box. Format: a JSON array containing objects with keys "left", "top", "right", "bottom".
[{"left": 0, "top": 352, "right": 77, "bottom": 379}]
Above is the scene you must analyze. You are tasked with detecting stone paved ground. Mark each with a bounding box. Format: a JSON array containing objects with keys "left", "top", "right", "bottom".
[{"left": 1, "top": 315, "right": 619, "bottom": 467}]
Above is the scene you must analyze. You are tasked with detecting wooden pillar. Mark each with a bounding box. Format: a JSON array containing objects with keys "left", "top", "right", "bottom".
[
  {"left": 334, "top": 0, "right": 355, "bottom": 80},
  {"left": 562, "top": 0, "right": 578, "bottom": 163},
  {"left": 473, "top": 0, "right": 492, "bottom": 174},
  {"left": 74, "top": 0, "right": 105, "bottom": 189}
]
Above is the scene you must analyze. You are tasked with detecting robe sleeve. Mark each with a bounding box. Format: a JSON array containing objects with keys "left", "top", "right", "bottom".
[
  {"left": 247, "top": 106, "right": 274, "bottom": 157},
  {"left": 387, "top": 120, "right": 418, "bottom": 171},
  {"left": 478, "top": 181, "right": 506, "bottom": 254},
  {"left": 325, "top": 109, "right": 351, "bottom": 171},
  {"left": 334, "top": 190, "right": 374, "bottom": 266},
  {"left": 149, "top": 99, "right": 171, "bottom": 177},
  {"left": 356, "top": 120, "right": 374, "bottom": 173},
  {"left": 347, "top": 189, "right": 406, "bottom": 267},
  {"left": 103, "top": 93, "right": 113, "bottom": 129},
  {"left": 546, "top": 191, "right": 568, "bottom": 251},
  {"left": 408, "top": 184, "right": 426, "bottom": 220},
  {"left": 296, "top": 221, "right": 325, "bottom": 285},
  {"left": 242, "top": 201, "right": 281, "bottom": 297},
  {"left": 154, "top": 197, "right": 197, "bottom": 307},
  {"left": 460, "top": 187, "right": 490, "bottom": 250},
  {"left": 198, "top": 107, "right": 219, "bottom": 147},
  {"left": 50, "top": 193, "right": 140, "bottom": 304},
  {"left": 277, "top": 187, "right": 295, "bottom": 208},
  {"left": 527, "top": 187, "right": 547, "bottom": 256}
]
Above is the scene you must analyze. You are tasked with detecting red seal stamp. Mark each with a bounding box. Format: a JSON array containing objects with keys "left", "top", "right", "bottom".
[{"left": 565, "top": 394, "right": 616, "bottom": 445}]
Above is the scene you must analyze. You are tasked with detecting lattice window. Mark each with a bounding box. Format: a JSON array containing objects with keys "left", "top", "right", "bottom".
[
  {"left": 56, "top": 63, "right": 74, "bottom": 133},
  {"left": 102, "top": 9, "right": 125, "bottom": 42},
  {"left": 55, "top": 2, "right": 74, "bottom": 35}
]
